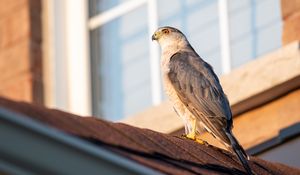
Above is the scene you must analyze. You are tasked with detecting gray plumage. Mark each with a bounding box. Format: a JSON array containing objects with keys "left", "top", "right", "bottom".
[
  {"left": 152, "top": 26, "right": 253, "bottom": 175},
  {"left": 168, "top": 51, "right": 232, "bottom": 143}
]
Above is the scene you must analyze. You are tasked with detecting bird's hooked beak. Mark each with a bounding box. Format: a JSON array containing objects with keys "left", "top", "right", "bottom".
[{"left": 152, "top": 31, "right": 161, "bottom": 41}]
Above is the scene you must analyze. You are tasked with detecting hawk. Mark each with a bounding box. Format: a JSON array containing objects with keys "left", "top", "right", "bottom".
[{"left": 152, "top": 26, "right": 252, "bottom": 174}]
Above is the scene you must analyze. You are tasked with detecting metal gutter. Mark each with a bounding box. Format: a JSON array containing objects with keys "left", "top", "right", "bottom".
[{"left": 0, "top": 108, "right": 163, "bottom": 175}]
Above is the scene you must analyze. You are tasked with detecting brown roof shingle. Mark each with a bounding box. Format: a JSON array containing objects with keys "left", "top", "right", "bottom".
[{"left": 0, "top": 97, "right": 299, "bottom": 175}]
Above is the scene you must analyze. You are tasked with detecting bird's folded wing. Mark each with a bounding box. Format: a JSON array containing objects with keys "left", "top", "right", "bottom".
[{"left": 168, "top": 51, "right": 232, "bottom": 143}]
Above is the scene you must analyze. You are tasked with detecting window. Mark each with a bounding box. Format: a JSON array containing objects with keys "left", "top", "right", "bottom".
[
  {"left": 89, "top": 1, "right": 152, "bottom": 120},
  {"left": 87, "top": 0, "right": 281, "bottom": 120},
  {"left": 229, "top": 0, "right": 282, "bottom": 68},
  {"left": 45, "top": 0, "right": 282, "bottom": 120}
]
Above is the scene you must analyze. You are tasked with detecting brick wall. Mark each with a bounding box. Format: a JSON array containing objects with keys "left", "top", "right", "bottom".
[
  {"left": 0, "top": 0, "right": 43, "bottom": 103},
  {"left": 281, "top": 0, "right": 300, "bottom": 45}
]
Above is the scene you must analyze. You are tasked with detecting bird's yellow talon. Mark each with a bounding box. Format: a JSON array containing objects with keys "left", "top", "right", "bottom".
[
  {"left": 181, "top": 134, "right": 195, "bottom": 140},
  {"left": 181, "top": 134, "right": 207, "bottom": 145},
  {"left": 186, "top": 133, "right": 196, "bottom": 140},
  {"left": 195, "top": 138, "right": 207, "bottom": 145}
]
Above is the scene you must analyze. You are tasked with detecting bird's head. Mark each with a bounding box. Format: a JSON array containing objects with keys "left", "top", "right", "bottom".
[{"left": 152, "top": 26, "right": 189, "bottom": 49}]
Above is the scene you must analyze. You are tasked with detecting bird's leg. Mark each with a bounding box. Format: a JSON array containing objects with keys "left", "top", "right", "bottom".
[
  {"left": 186, "top": 119, "right": 196, "bottom": 140},
  {"left": 183, "top": 119, "right": 207, "bottom": 145}
]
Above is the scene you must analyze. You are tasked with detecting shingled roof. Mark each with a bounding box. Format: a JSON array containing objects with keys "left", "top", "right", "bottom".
[{"left": 1, "top": 97, "right": 300, "bottom": 175}]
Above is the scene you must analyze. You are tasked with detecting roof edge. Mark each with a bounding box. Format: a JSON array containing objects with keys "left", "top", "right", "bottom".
[{"left": 0, "top": 108, "right": 163, "bottom": 175}]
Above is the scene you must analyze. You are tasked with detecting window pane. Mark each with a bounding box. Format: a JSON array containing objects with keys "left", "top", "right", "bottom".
[
  {"left": 89, "top": 0, "right": 118, "bottom": 17},
  {"left": 158, "top": 0, "right": 222, "bottom": 75},
  {"left": 156, "top": 0, "right": 281, "bottom": 74},
  {"left": 90, "top": 4, "right": 151, "bottom": 120},
  {"left": 229, "top": 0, "right": 282, "bottom": 68}
]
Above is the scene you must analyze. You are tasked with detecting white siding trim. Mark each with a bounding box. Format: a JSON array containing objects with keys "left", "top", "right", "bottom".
[
  {"left": 147, "top": 0, "right": 162, "bottom": 105},
  {"left": 218, "top": 0, "right": 231, "bottom": 74},
  {"left": 44, "top": 0, "right": 91, "bottom": 116},
  {"left": 65, "top": 0, "right": 91, "bottom": 116}
]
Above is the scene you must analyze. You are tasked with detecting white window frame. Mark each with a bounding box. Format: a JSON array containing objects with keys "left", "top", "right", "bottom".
[
  {"left": 218, "top": 0, "right": 231, "bottom": 74},
  {"left": 43, "top": 0, "right": 91, "bottom": 116},
  {"left": 43, "top": 0, "right": 231, "bottom": 117}
]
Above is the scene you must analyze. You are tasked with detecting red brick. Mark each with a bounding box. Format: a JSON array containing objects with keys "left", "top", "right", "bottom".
[
  {"left": 30, "top": 41, "right": 43, "bottom": 80},
  {"left": 32, "top": 78, "right": 44, "bottom": 104},
  {"left": 0, "top": 40, "right": 31, "bottom": 82},
  {"left": 29, "top": 0, "right": 42, "bottom": 43},
  {"left": 29, "top": 0, "right": 41, "bottom": 14},
  {"left": 281, "top": 0, "right": 300, "bottom": 19},
  {"left": 0, "top": 6, "right": 30, "bottom": 49},
  {"left": 0, "top": 72, "right": 33, "bottom": 102},
  {"left": 29, "top": 17, "right": 42, "bottom": 43},
  {"left": 0, "top": 0, "right": 28, "bottom": 17},
  {"left": 282, "top": 12, "right": 300, "bottom": 45},
  {"left": 0, "top": 0, "right": 43, "bottom": 104}
]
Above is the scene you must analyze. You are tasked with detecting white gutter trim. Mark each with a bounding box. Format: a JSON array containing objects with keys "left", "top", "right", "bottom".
[{"left": 65, "top": 0, "right": 91, "bottom": 116}]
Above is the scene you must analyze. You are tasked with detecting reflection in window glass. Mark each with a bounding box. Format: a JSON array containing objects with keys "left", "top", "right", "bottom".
[
  {"left": 90, "top": 4, "right": 151, "bottom": 120},
  {"left": 158, "top": 0, "right": 222, "bottom": 74},
  {"left": 88, "top": 0, "right": 118, "bottom": 17},
  {"left": 229, "top": 0, "right": 282, "bottom": 68}
]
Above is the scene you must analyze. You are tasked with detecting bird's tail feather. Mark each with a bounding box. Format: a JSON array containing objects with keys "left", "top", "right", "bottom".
[{"left": 225, "top": 131, "right": 253, "bottom": 175}]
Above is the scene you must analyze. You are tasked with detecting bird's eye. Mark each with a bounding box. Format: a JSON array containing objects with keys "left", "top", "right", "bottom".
[{"left": 162, "top": 29, "right": 169, "bottom": 34}]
